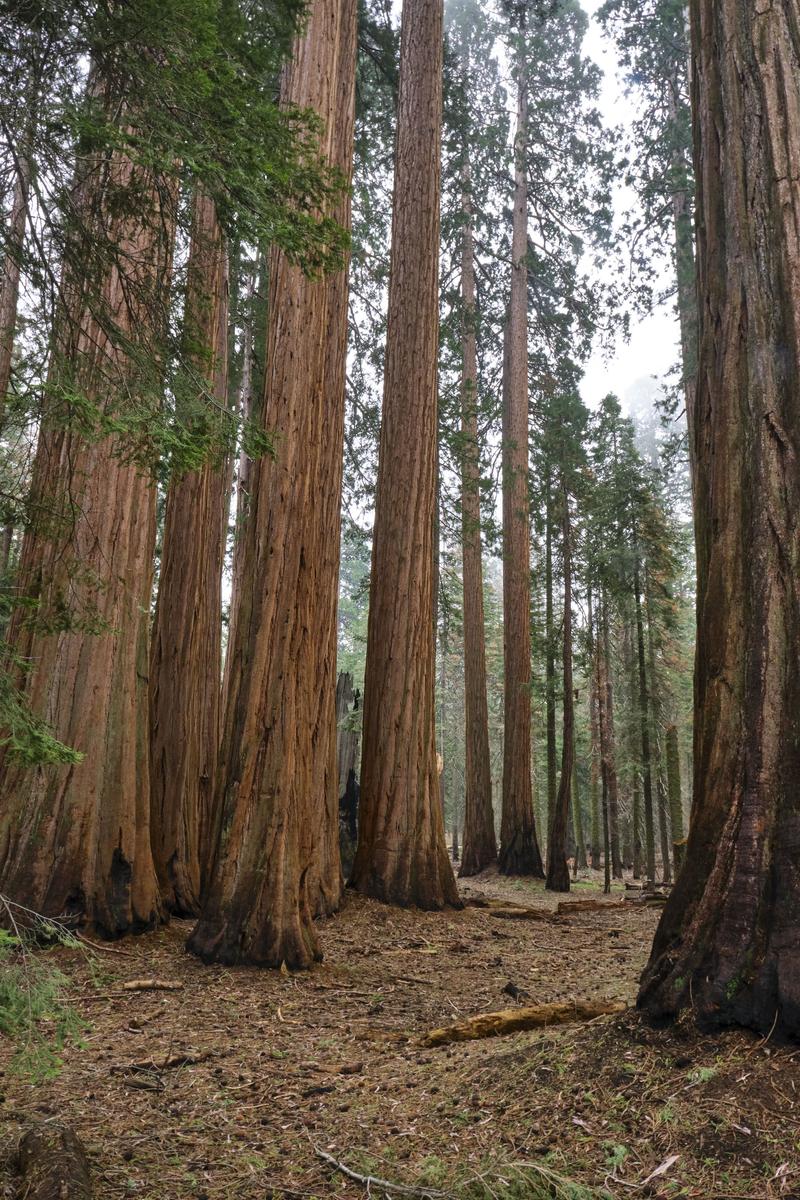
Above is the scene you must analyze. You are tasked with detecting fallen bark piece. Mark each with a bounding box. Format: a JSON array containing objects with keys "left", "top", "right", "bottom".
[
  {"left": 18, "top": 1125, "right": 92, "bottom": 1200},
  {"left": 422, "top": 999, "right": 626, "bottom": 1046},
  {"left": 487, "top": 907, "right": 557, "bottom": 922},
  {"left": 111, "top": 1049, "right": 214, "bottom": 1074},
  {"left": 556, "top": 899, "right": 626, "bottom": 915},
  {"left": 121, "top": 978, "right": 184, "bottom": 992}
]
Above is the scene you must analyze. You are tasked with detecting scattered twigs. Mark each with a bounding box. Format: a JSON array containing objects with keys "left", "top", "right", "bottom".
[
  {"left": 422, "top": 999, "right": 626, "bottom": 1047},
  {"left": 314, "top": 1146, "right": 452, "bottom": 1198}
]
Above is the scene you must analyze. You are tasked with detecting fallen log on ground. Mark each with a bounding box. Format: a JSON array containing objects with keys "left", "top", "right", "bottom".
[
  {"left": 422, "top": 999, "right": 626, "bottom": 1046},
  {"left": 121, "top": 978, "right": 184, "bottom": 992},
  {"left": 556, "top": 899, "right": 627, "bottom": 914},
  {"left": 111, "top": 1049, "right": 214, "bottom": 1074},
  {"left": 18, "top": 1125, "right": 92, "bottom": 1200},
  {"left": 487, "top": 906, "right": 557, "bottom": 922}
]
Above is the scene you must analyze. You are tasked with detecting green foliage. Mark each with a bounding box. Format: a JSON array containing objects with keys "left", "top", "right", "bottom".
[{"left": 0, "top": 900, "right": 86, "bottom": 1080}]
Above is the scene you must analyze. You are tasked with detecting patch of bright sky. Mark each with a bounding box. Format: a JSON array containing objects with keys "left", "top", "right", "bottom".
[{"left": 579, "top": 0, "right": 681, "bottom": 416}]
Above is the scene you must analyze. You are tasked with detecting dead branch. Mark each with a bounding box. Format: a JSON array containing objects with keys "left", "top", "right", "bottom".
[
  {"left": 121, "top": 978, "right": 184, "bottom": 991},
  {"left": 422, "top": 999, "right": 626, "bottom": 1047},
  {"left": 314, "top": 1146, "right": 452, "bottom": 1198},
  {"left": 111, "top": 1050, "right": 214, "bottom": 1075}
]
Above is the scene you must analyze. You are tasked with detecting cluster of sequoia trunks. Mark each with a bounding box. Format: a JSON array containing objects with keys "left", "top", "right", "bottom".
[{"left": 0, "top": 0, "right": 798, "bottom": 1040}]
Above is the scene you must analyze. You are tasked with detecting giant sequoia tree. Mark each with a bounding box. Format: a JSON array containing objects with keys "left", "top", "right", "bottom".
[
  {"left": 351, "top": 0, "right": 459, "bottom": 909},
  {"left": 188, "top": 0, "right": 357, "bottom": 968},
  {"left": 149, "top": 190, "right": 229, "bottom": 917},
  {"left": 0, "top": 95, "right": 173, "bottom": 934},
  {"left": 639, "top": 0, "right": 800, "bottom": 1036},
  {"left": 499, "top": 10, "right": 543, "bottom": 878}
]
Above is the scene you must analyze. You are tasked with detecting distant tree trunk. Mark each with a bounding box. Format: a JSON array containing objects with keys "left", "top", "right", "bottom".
[
  {"left": 350, "top": 0, "right": 458, "bottom": 910},
  {"left": 547, "top": 479, "right": 573, "bottom": 892},
  {"left": 189, "top": 0, "right": 357, "bottom": 967},
  {"left": 336, "top": 672, "right": 360, "bottom": 879},
  {"left": 626, "top": 622, "right": 643, "bottom": 879},
  {"left": 645, "top": 579, "right": 672, "bottom": 884},
  {"left": 572, "top": 745, "right": 587, "bottom": 871},
  {"left": 640, "top": 0, "right": 800, "bottom": 1035},
  {"left": 452, "top": 822, "right": 459, "bottom": 863},
  {"left": 633, "top": 546, "right": 656, "bottom": 882},
  {"left": 667, "top": 70, "right": 698, "bottom": 494},
  {"left": 458, "top": 151, "right": 496, "bottom": 879},
  {"left": 587, "top": 591, "right": 602, "bottom": 871},
  {"left": 544, "top": 497, "right": 558, "bottom": 840},
  {"left": 0, "top": 154, "right": 30, "bottom": 424},
  {"left": 665, "top": 723, "right": 685, "bottom": 872},
  {"left": 598, "top": 593, "right": 622, "bottom": 879},
  {"left": 0, "top": 120, "right": 173, "bottom": 934},
  {"left": 499, "top": 41, "right": 543, "bottom": 879},
  {"left": 149, "top": 190, "right": 229, "bottom": 917}
]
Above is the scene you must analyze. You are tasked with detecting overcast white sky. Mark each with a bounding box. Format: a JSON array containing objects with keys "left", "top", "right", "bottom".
[{"left": 578, "top": 0, "right": 681, "bottom": 413}]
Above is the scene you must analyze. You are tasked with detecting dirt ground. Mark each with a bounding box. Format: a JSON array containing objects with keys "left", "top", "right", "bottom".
[{"left": 2, "top": 869, "right": 799, "bottom": 1199}]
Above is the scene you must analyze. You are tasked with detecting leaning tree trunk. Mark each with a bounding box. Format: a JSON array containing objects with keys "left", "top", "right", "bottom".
[
  {"left": 188, "top": 0, "right": 357, "bottom": 967},
  {"left": 639, "top": 0, "right": 800, "bottom": 1036},
  {"left": 0, "top": 123, "right": 172, "bottom": 934},
  {"left": 458, "top": 150, "right": 496, "bottom": 879},
  {"left": 547, "top": 478, "right": 573, "bottom": 892},
  {"left": 499, "top": 46, "right": 544, "bottom": 879},
  {"left": 350, "top": 0, "right": 458, "bottom": 911},
  {"left": 149, "top": 189, "right": 229, "bottom": 916}
]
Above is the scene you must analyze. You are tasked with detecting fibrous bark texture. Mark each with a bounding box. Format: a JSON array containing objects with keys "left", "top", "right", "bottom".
[
  {"left": 0, "top": 154, "right": 29, "bottom": 423},
  {"left": 498, "top": 55, "right": 543, "bottom": 879},
  {"left": 149, "top": 189, "right": 229, "bottom": 916},
  {"left": 188, "top": 0, "right": 357, "bottom": 968},
  {"left": 350, "top": 0, "right": 459, "bottom": 910},
  {"left": 0, "top": 123, "right": 172, "bottom": 935},
  {"left": 639, "top": 0, "right": 800, "bottom": 1036},
  {"left": 458, "top": 155, "right": 496, "bottom": 879}
]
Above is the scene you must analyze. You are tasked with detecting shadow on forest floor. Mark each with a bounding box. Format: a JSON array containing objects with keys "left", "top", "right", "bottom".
[{"left": 2, "top": 870, "right": 798, "bottom": 1199}]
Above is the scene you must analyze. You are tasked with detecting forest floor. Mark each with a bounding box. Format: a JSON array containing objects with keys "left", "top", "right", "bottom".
[{"left": 2, "top": 868, "right": 799, "bottom": 1200}]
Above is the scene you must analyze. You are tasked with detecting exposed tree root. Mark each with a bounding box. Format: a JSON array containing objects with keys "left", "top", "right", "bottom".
[{"left": 422, "top": 999, "right": 626, "bottom": 1046}]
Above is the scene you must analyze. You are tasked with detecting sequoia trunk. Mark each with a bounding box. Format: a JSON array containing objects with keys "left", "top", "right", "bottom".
[
  {"left": 499, "top": 48, "right": 544, "bottom": 878},
  {"left": 458, "top": 153, "right": 497, "bottom": 878},
  {"left": 149, "top": 190, "right": 229, "bottom": 916},
  {"left": 639, "top": 0, "right": 800, "bottom": 1035},
  {"left": 0, "top": 114, "right": 172, "bottom": 934},
  {"left": 350, "top": 0, "right": 458, "bottom": 909},
  {"left": 189, "top": 0, "right": 357, "bottom": 966}
]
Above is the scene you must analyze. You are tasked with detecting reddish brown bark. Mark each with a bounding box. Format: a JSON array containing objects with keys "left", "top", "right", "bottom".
[
  {"left": 499, "top": 50, "right": 544, "bottom": 879},
  {"left": 149, "top": 190, "right": 229, "bottom": 916},
  {"left": 0, "top": 132, "right": 173, "bottom": 934},
  {"left": 458, "top": 156, "right": 496, "bottom": 879},
  {"left": 188, "top": 0, "right": 357, "bottom": 967},
  {"left": 639, "top": 0, "right": 800, "bottom": 1035},
  {"left": 350, "top": 0, "right": 459, "bottom": 910}
]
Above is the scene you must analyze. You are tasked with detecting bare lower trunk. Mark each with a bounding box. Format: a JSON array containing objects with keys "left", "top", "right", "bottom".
[
  {"left": 149, "top": 190, "right": 229, "bottom": 916},
  {"left": 0, "top": 133, "right": 173, "bottom": 935},
  {"left": 350, "top": 0, "right": 458, "bottom": 910},
  {"left": 547, "top": 479, "right": 573, "bottom": 892},
  {"left": 458, "top": 150, "right": 496, "bottom": 879},
  {"left": 499, "top": 49, "right": 543, "bottom": 878},
  {"left": 597, "top": 593, "right": 622, "bottom": 880},
  {"left": 639, "top": 0, "right": 800, "bottom": 1036},
  {"left": 0, "top": 155, "right": 29, "bottom": 424},
  {"left": 189, "top": 0, "right": 357, "bottom": 967},
  {"left": 633, "top": 548, "right": 656, "bottom": 881}
]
